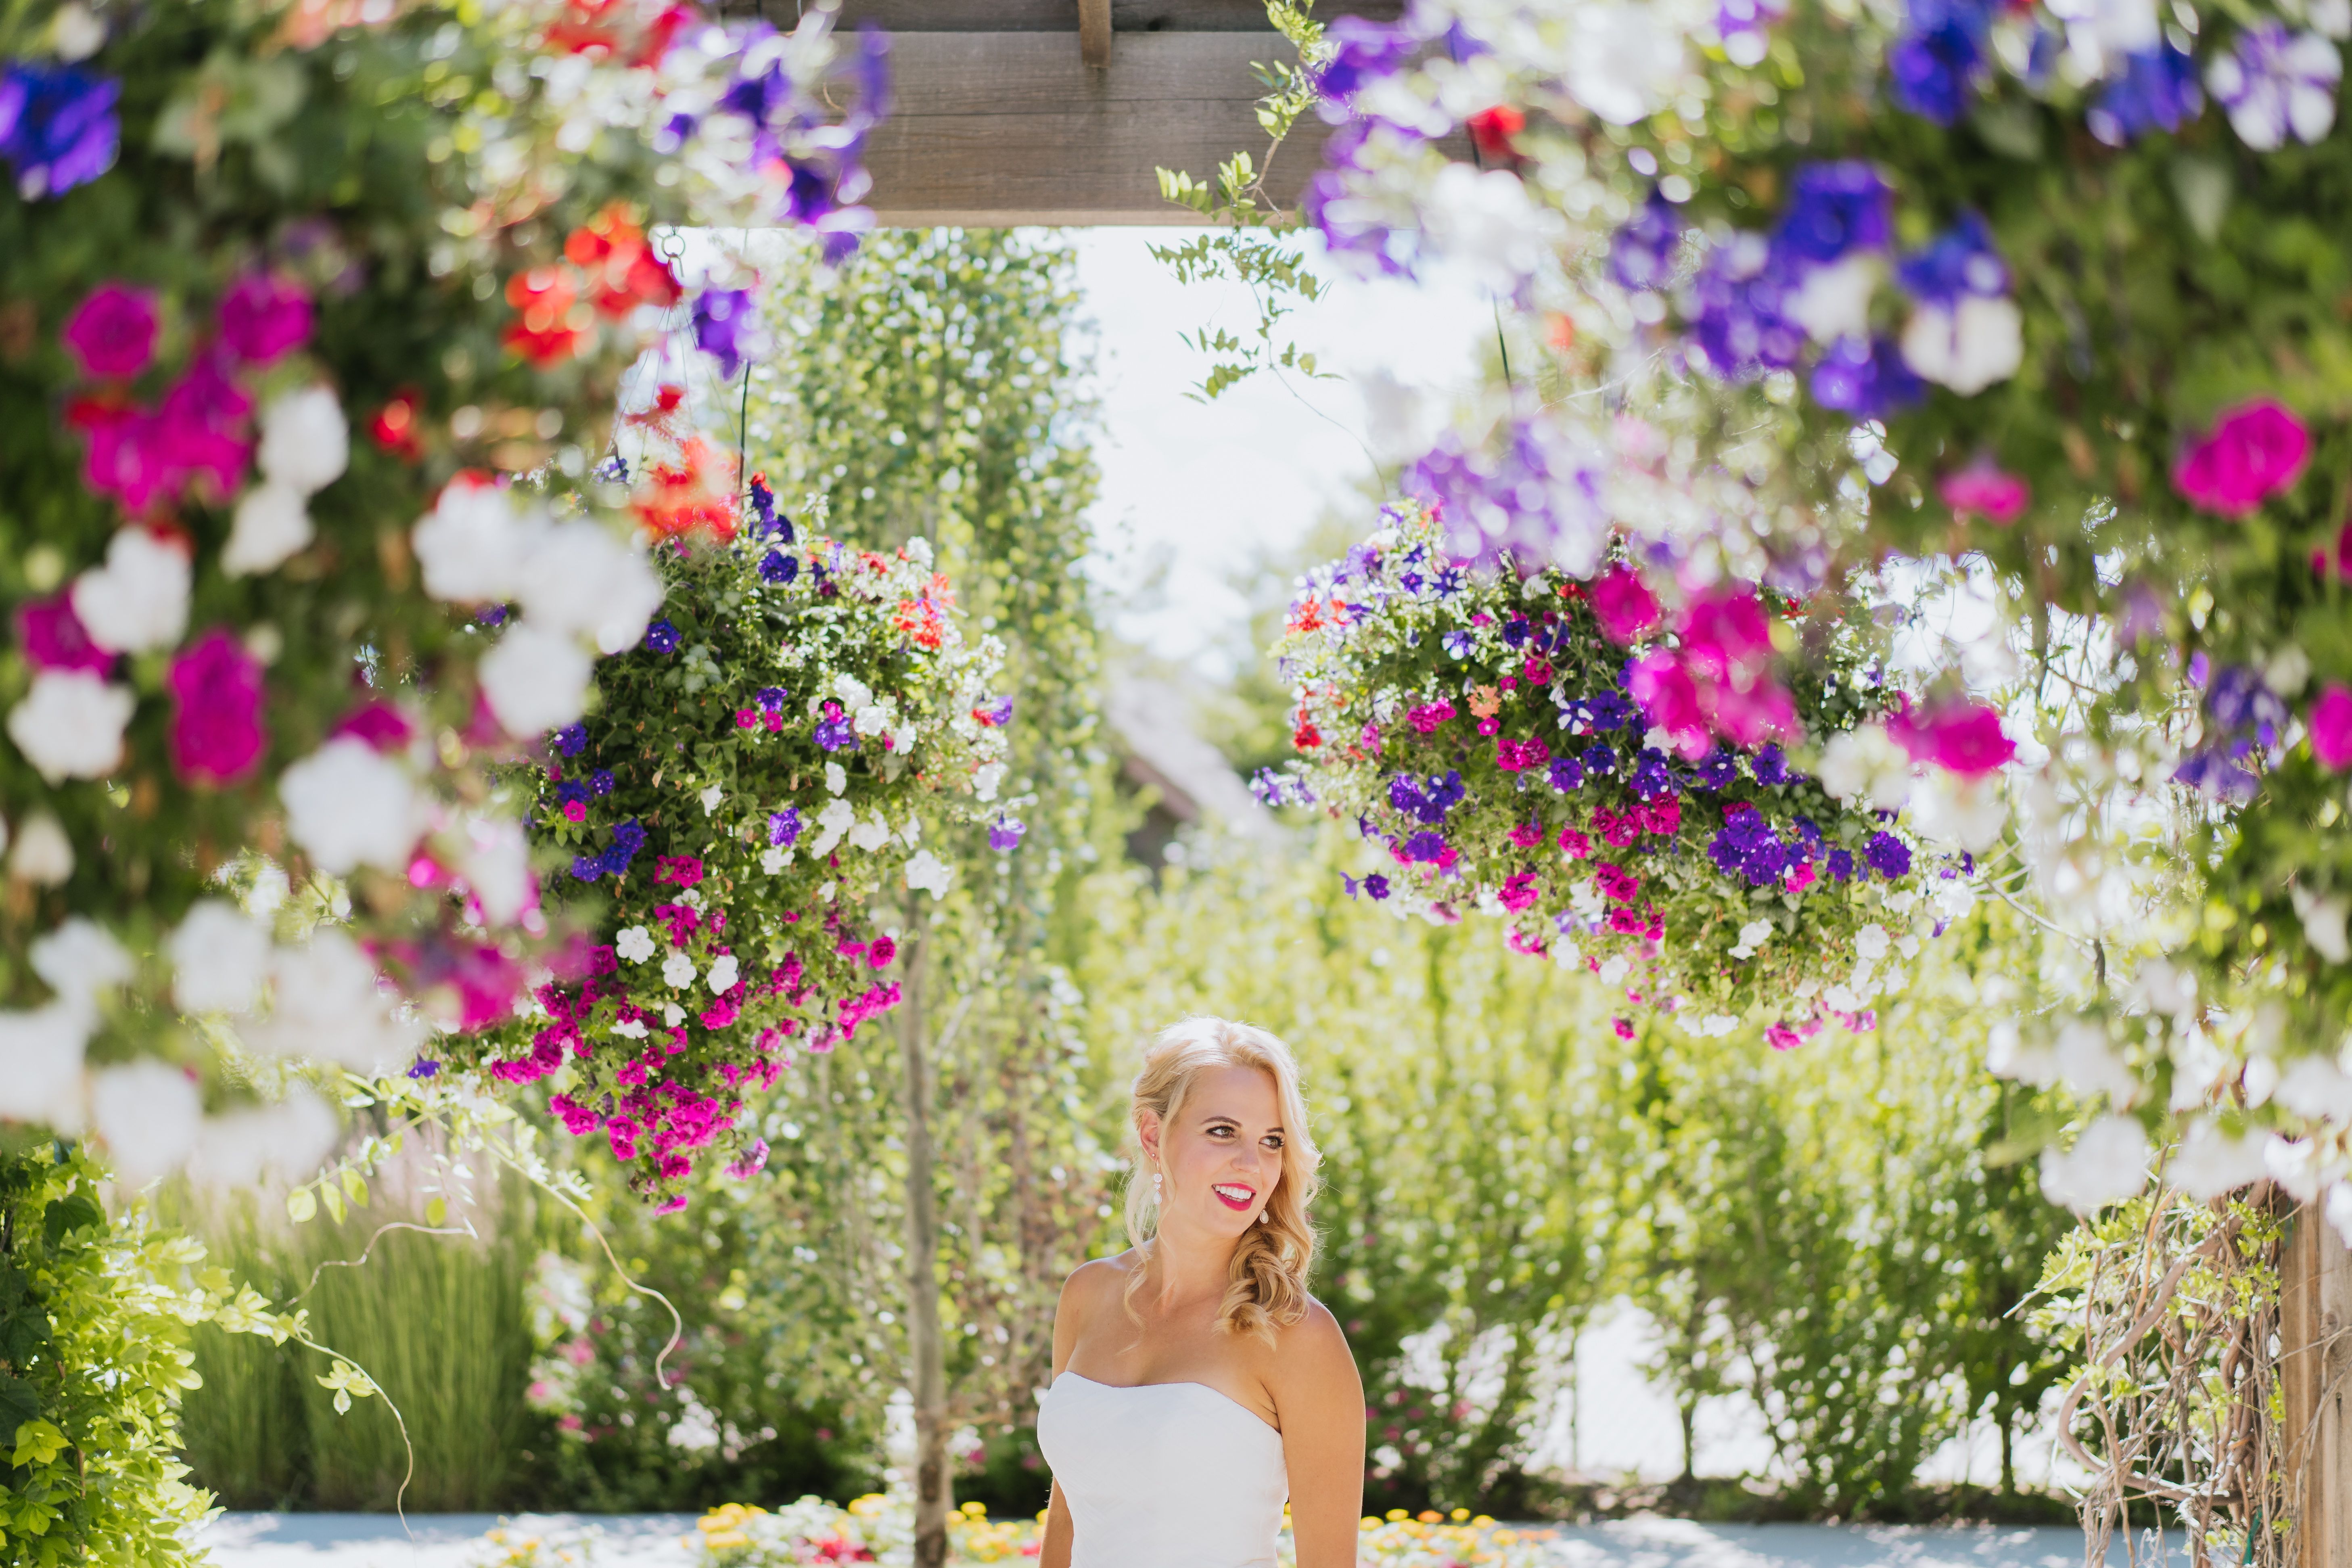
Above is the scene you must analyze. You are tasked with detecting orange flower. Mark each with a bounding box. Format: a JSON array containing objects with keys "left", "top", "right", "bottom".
[
  {"left": 1469, "top": 686, "right": 1501, "bottom": 718},
  {"left": 892, "top": 600, "right": 946, "bottom": 650},
  {"left": 632, "top": 436, "right": 738, "bottom": 542},
  {"left": 502, "top": 267, "right": 587, "bottom": 366},
  {"left": 564, "top": 204, "right": 682, "bottom": 319}
]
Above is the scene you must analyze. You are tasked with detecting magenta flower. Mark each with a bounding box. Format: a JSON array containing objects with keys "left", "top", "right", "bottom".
[
  {"left": 167, "top": 628, "right": 267, "bottom": 784},
  {"left": 1679, "top": 589, "right": 1770, "bottom": 684},
  {"left": 333, "top": 699, "right": 414, "bottom": 751},
  {"left": 1498, "top": 871, "right": 1541, "bottom": 912},
  {"left": 217, "top": 273, "right": 314, "bottom": 366},
  {"left": 1626, "top": 650, "right": 1709, "bottom": 755},
  {"left": 1710, "top": 676, "right": 1799, "bottom": 749},
  {"left": 2174, "top": 399, "right": 2310, "bottom": 518},
  {"left": 1588, "top": 565, "right": 1661, "bottom": 644},
  {"left": 62, "top": 283, "right": 158, "bottom": 379},
  {"left": 1888, "top": 696, "right": 2015, "bottom": 776},
  {"left": 1406, "top": 700, "right": 1456, "bottom": 733},
  {"left": 1938, "top": 462, "right": 2029, "bottom": 525},
  {"left": 1765, "top": 1022, "right": 1804, "bottom": 1051},
  {"left": 2311, "top": 683, "right": 2352, "bottom": 770},
  {"left": 15, "top": 594, "right": 113, "bottom": 673}
]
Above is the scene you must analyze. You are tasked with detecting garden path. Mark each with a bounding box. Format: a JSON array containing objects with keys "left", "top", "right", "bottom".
[{"left": 194, "top": 1513, "right": 2155, "bottom": 1566}]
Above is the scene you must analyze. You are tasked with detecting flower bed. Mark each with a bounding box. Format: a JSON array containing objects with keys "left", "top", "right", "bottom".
[
  {"left": 1264, "top": 502, "right": 1972, "bottom": 1041},
  {"left": 439, "top": 476, "right": 1011, "bottom": 1205}
]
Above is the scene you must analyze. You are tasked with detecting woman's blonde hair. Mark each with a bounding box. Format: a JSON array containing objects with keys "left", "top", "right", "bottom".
[{"left": 1124, "top": 1015, "right": 1321, "bottom": 1342}]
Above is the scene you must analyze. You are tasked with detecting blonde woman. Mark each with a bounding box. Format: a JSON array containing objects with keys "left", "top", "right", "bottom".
[{"left": 1036, "top": 1017, "right": 1365, "bottom": 1568}]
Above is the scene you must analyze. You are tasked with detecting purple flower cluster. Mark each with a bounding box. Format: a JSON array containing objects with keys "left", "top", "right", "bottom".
[
  {"left": 1341, "top": 870, "right": 1394, "bottom": 901},
  {"left": 1610, "top": 190, "right": 1684, "bottom": 291},
  {"left": 2172, "top": 663, "right": 2285, "bottom": 803},
  {"left": 1388, "top": 769, "right": 1467, "bottom": 824},
  {"left": 572, "top": 818, "right": 648, "bottom": 881},
  {"left": 645, "top": 619, "right": 681, "bottom": 654},
  {"left": 813, "top": 700, "right": 857, "bottom": 751},
  {"left": 2089, "top": 43, "right": 2203, "bottom": 146},
  {"left": 0, "top": 62, "right": 119, "bottom": 199},
  {"left": 1406, "top": 410, "right": 1608, "bottom": 571},
  {"left": 693, "top": 288, "right": 757, "bottom": 380},
  {"left": 760, "top": 549, "right": 799, "bottom": 584},
  {"left": 1886, "top": 0, "right": 1996, "bottom": 124},
  {"left": 1250, "top": 767, "right": 1319, "bottom": 808},
  {"left": 988, "top": 815, "right": 1027, "bottom": 852},
  {"left": 1709, "top": 809, "right": 1791, "bottom": 885},
  {"left": 769, "top": 807, "right": 802, "bottom": 847}
]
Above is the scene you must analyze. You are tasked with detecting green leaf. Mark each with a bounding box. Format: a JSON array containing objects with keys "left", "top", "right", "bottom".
[
  {"left": 40, "top": 1194, "right": 101, "bottom": 1250},
  {"left": 0, "top": 1374, "right": 39, "bottom": 1443},
  {"left": 286, "top": 1188, "right": 318, "bottom": 1224}
]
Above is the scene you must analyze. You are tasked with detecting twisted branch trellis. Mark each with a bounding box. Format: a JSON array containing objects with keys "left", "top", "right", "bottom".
[{"left": 2041, "top": 1187, "right": 2317, "bottom": 1567}]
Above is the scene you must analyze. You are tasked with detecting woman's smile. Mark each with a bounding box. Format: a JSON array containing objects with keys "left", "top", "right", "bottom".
[{"left": 1210, "top": 1182, "right": 1255, "bottom": 1211}]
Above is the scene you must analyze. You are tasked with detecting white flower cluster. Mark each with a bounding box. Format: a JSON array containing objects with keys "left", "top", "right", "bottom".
[
  {"left": 226, "top": 385, "right": 350, "bottom": 576},
  {"left": 7, "top": 526, "right": 188, "bottom": 785},
  {"left": 410, "top": 479, "right": 665, "bottom": 736}
]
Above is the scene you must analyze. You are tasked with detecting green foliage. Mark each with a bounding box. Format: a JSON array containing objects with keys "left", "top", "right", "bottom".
[{"left": 0, "top": 1146, "right": 293, "bottom": 1566}]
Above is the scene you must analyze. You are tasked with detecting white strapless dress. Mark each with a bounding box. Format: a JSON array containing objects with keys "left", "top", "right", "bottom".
[{"left": 1036, "top": 1371, "right": 1287, "bottom": 1568}]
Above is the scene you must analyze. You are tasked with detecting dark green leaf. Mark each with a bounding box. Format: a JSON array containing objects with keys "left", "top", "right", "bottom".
[{"left": 42, "top": 1194, "right": 102, "bottom": 1250}]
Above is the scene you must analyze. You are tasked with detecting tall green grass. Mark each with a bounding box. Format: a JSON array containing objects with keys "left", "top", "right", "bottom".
[{"left": 175, "top": 1175, "right": 539, "bottom": 1511}]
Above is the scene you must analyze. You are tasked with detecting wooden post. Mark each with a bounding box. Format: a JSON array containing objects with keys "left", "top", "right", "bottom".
[
  {"left": 2281, "top": 1202, "right": 2352, "bottom": 1568},
  {"left": 1078, "top": 0, "right": 1110, "bottom": 66},
  {"left": 897, "top": 906, "right": 951, "bottom": 1568}
]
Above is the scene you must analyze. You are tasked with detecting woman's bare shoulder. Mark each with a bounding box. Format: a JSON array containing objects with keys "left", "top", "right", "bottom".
[
  {"left": 1056, "top": 1251, "right": 1142, "bottom": 1321},
  {"left": 1270, "top": 1296, "right": 1355, "bottom": 1376}
]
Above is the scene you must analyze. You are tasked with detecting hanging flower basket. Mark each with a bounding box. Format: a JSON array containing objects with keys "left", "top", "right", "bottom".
[
  {"left": 1263, "top": 502, "right": 1972, "bottom": 1044},
  {"left": 442, "top": 473, "right": 1011, "bottom": 1208}
]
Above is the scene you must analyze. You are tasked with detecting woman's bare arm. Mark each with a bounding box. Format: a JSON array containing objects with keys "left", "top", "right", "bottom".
[
  {"left": 1037, "top": 1263, "right": 1098, "bottom": 1568},
  {"left": 1269, "top": 1302, "right": 1366, "bottom": 1568}
]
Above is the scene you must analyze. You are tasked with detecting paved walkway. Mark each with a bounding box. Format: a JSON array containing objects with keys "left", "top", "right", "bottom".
[{"left": 194, "top": 1513, "right": 2164, "bottom": 1567}]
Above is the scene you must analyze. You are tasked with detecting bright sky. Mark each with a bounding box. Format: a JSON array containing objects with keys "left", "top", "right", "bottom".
[{"left": 1067, "top": 228, "right": 1497, "bottom": 675}]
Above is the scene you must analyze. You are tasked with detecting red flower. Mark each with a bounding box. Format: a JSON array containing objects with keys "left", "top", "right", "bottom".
[
  {"left": 1468, "top": 105, "right": 1526, "bottom": 160},
  {"left": 370, "top": 389, "right": 426, "bottom": 461},
  {"left": 502, "top": 267, "right": 587, "bottom": 366}
]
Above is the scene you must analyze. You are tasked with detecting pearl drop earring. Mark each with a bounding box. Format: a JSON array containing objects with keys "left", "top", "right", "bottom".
[{"left": 1153, "top": 1171, "right": 1163, "bottom": 1201}]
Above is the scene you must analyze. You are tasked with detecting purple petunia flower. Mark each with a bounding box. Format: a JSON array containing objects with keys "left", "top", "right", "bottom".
[
  {"left": 408, "top": 1058, "right": 441, "bottom": 1080},
  {"left": 477, "top": 604, "right": 510, "bottom": 627},
  {"left": 692, "top": 287, "right": 758, "bottom": 379},
  {"left": 1583, "top": 742, "right": 1619, "bottom": 775},
  {"left": 1826, "top": 847, "right": 1856, "bottom": 882},
  {"left": 571, "top": 855, "right": 602, "bottom": 880},
  {"left": 813, "top": 700, "right": 858, "bottom": 751},
  {"left": 1772, "top": 162, "right": 1893, "bottom": 266},
  {"left": 2208, "top": 22, "right": 2342, "bottom": 151},
  {"left": 2089, "top": 43, "right": 2204, "bottom": 146},
  {"left": 758, "top": 686, "right": 788, "bottom": 712},
  {"left": 1401, "top": 832, "right": 1449, "bottom": 863},
  {"left": 768, "top": 808, "right": 801, "bottom": 847},
  {"left": 1809, "top": 336, "right": 1924, "bottom": 419},
  {"left": 759, "top": 550, "right": 798, "bottom": 584},
  {"left": 1885, "top": 0, "right": 1995, "bottom": 124},
  {"left": 1694, "top": 748, "right": 1739, "bottom": 788},
  {"left": 590, "top": 769, "right": 615, "bottom": 797},
  {"left": 554, "top": 723, "right": 588, "bottom": 756},
  {"left": 1687, "top": 233, "right": 1805, "bottom": 378},
  {"left": 1610, "top": 189, "right": 1685, "bottom": 292},
  {"left": 1363, "top": 873, "right": 1390, "bottom": 900},
  {"left": 1896, "top": 212, "right": 2011, "bottom": 303},
  {"left": 1751, "top": 743, "right": 1789, "bottom": 786},
  {"left": 0, "top": 63, "right": 121, "bottom": 199},
  {"left": 989, "top": 815, "right": 1026, "bottom": 853},
  {"left": 1863, "top": 830, "right": 1913, "bottom": 879},
  {"left": 644, "top": 620, "right": 680, "bottom": 654},
  {"left": 1548, "top": 755, "right": 1587, "bottom": 791}
]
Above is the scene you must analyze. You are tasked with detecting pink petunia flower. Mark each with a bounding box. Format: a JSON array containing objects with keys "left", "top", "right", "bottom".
[
  {"left": 15, "top": 594, "right": 113, "bottom": 673},
  {"left": 63, "top": 283, "right": 159, "bottom": 380},
  {"left": 1888, "top": 695, "right": 2015, "bottom": 776},
  {"left": 1938, "top": 462, "right": 2030, "bottom": 525},
  {"left": 1588, "top": 565, "right": 1662, "bottom": 644},
  {"left": 2174, "top": 399, "right": 2310, "bottom": 518},
  {"left": 166, "top": 628, "right": 267, "bottom": 784},
  {"left": 2311, "top": 683, "right": 2352, "bottom": 769},
  {"left": 217, "top": 272, "right": 314, "bottom": 366}
]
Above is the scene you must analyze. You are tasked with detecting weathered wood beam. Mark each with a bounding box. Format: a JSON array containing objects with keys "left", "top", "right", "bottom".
[
  {"left": 715, "top": 0, "right": 1407, "bottom": 31},
  {"left": 861, "top": 31, "right": 1326, "bottom": 226},
  {"left": 1079, "top": 0, "right": 1112, "bottom": 65}
]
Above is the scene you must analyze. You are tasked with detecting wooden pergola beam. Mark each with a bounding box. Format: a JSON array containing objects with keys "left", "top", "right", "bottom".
[{"left": 714, "top": 1, "right": 1422, "bottom": 226}]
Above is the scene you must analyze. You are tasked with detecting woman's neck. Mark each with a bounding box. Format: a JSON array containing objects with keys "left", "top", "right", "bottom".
[{"left": 1145, "top": 1212, "right": 1239, "bottom": 1311}]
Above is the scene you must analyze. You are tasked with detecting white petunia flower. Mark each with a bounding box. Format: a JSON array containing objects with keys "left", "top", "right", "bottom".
[
  {"left": 612, "top": 1018, "right": 650, "bottom": 1039},
  {"left": 2054, "top": 1019, "right": 2139, "bottom": 1106},
  {"left": 1900, "top": 295, "right": 2024, "bottom": 395},
  {"left": 411, "top": 482, "right": 541, "bottom": 604},
  {"left": 826, "top": 761, "right": 848, "bottom": 796},
  {"left": 9, "top": 813, "right": 74, "bottom": 884},
  {"left": 224, "top": 482, "right": 314, "bottom": 577},
  {"left": 2208, "top": 23, "right": 2341, "bottom": 150},
  {"left": 1817, "top": 724, "right": 1912, "bottom": 812},
  {"left": 808, "top": 797, "right": 857, "bottom": 857},
  {"left": 479, "top": 622, "right": 593, "bottom": 736},
  {"left": 1852, "top": 923, "right": 1891, "bottom": 962},
  {"left": 256, "top": 385, "right": 350, "bottom": 496},
  {"left": 168, "top": 899, "right": 271, "bottom": 1016},
  {"left": 1418, "top": 164, "right": 1570, "bottom": 294},
  {"left": 92, "top": 1062, "right": 203, "bottom": 1187},
  {"left": 72, "top": 527, "right": 190, "bottom": 652},
  {"left": 186, "top": 1085, "right": 341, "bottom": 1190},
  {"left": 974, "top": 762, "right": 1006, "bottom": 803},
  {"left": 761, "top": 846, "right": 791, "bottom": 874},
  {"left": 242, "top": 931, "right": 423, "bottom": 1074},
  {"left": 2293, "top": 885, "right": 2352, "bottom": 964},
  {"left": 905, "top": 849, "right": 955, "bottom": 900},
  {"left": 2168, "top": 1118, "right": 2272, "bottom": 1200},
  {"left": 848, "top": 812, "right": 893, "bottom": 853},
  {"left": 699, "top": 784, "right": 723, "bottom": 815},
  {"left": 1596, "top": 954, "right": 1631, "bottom": 987},
  {"left": 1562, "top": 0, "right": 1691, "bottom": 125},
  {"left": 2276, "top": 1055, "right": 2352, "bottom": 1122},
  {"left": 31, "top": 917, "right": 133, "bottom": 1014},
  {"left": 2264, "top": 1134, "right": 2327, "bottom": 1203},
  {"left": 515, "top": 518, "right": 665, "bottom": 654},
  {"left": 662, "top": 950, "right": 696, "bottom": 989},
  {"left": 8, "top": 669, "right": 134, "bottom": 784},
  {"left": 661, "top": 1001, "right": 685, "bottom": 1027},
  {"left": 2040, "top": 1115, "right": 2152, "bottom": 1213},
  {"left": 1731, "top": 918, "right": 1775, "bottom": 960},
  {"left": 0, "top": 1004, "right": 93, "bottom": 1132},
  {"left": 455, "top": 812, "right": 534, "bottom": 926},
  {"left": 616, "top": 926, "right": 656, "bottom": 964},
  {"left": 278, "top": 737, "right": 423, "bottom": 875},
  {"left": 1785, "top": 253, "right": 1882, "bottom": 344},
  {"left": 706, "top": 954, "right": 740, "bottom": 994}
]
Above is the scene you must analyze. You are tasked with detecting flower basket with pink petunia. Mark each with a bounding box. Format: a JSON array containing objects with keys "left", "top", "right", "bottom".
[
  {"left": 1262, "top": 502, "right": 1978, "bottom": 1045},
  {"left": 436, "top": 474, "right": 1011, "bottom": 1208}
]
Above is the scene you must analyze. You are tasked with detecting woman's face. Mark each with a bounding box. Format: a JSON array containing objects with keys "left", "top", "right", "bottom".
[{"left": 1142, "top": 1064, "right": 1286, "bottom": 1240}]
